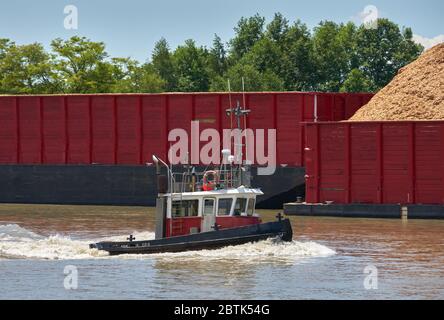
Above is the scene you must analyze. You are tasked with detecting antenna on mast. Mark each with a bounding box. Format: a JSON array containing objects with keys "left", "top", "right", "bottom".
[
  {"left": 241, "top": 77, "right": 249, "bottom": 164},
  {"left": 226, "top": 82, "right": 251, "bottom": 186},
  {"left": 242, "top": 77, "right": 247, "bottom": 115},
  {"left": 227, "top": 79, "right": 233, "bottom": 130},
  {"left": 227, "top": 79, "right": 234, "bottom": 184}
]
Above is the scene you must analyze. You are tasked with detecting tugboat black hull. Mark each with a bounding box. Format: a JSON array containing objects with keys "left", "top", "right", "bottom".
[{"left": 90, "top": 219, "right": 293, "bottom": 256}]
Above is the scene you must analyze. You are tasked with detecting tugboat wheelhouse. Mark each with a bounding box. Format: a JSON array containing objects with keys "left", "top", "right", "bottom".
[{"left": 162, "top": 187, "right": 263, "bottom": 237}]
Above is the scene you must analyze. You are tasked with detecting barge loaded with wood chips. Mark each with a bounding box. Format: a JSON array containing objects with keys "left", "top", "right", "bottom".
[{"left": 285, "top": 44, "right": 444, "bottom": 219}]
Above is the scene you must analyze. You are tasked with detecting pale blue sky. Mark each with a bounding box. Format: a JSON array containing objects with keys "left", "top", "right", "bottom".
[{"left": 0, "top": 0, "right": 443, "bottom": 62}]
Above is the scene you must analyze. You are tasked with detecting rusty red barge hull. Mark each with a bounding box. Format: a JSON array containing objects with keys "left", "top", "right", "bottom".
[{"left": 0, "top": 92, "right": 373, "bottom": 208}]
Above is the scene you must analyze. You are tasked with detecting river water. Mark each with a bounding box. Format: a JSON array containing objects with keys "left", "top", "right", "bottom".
[{"left": 0, "top": 204, "right": 442, "bottom": 300}]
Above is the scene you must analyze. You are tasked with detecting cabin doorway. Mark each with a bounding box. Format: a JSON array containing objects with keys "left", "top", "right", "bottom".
[{"left": 202, "top": 198, "right": 216, "bottom": 232}]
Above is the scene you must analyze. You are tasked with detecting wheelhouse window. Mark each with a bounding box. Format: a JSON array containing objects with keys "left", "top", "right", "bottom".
[
  {"left": 172, "top": 200, "right": 199, "bottom": 218},
  {"left": 233, "top": 198, "right": 247, "bottom": 216},
  {"left": 203, "top": 199, "right": 215, "bottom": 215},
  {"left": 247, "top": 198, "right": 255, "bottom": 216},
  {"left": 217, "top": 198, "right": 233, "bottom": 216}
]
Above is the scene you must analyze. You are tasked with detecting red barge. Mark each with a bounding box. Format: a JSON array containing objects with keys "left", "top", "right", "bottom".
[{"left": 0, "top": 92, "right": 373, "bottom": 209}]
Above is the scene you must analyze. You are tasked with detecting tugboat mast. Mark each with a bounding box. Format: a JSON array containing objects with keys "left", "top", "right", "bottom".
[{"left": 226, "top": 100, "right": 250, "bottom": 186}]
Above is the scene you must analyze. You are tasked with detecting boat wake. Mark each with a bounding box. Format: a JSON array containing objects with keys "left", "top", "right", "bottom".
[
  {"left": 0, "top": 224, "right": 335, "bottom": 261},
  {"left": 0, "top": 224, "right": 154, "bottom": 260},
  {"left": 147, "top": 238, "right": 336, "bottom": 263}
]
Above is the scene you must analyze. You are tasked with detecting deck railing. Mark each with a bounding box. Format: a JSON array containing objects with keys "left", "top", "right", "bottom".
[{"left": 170, "top": 169, "right": 241, "bottom": 193}]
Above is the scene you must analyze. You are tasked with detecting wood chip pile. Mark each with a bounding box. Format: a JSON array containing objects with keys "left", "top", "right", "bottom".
[{"left": 349, "top": 43, "right": 444, "bottom": 121}]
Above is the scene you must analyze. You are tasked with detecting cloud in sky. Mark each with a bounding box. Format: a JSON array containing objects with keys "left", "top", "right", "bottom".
[
  {"left": 352, "top": 5, "right": 381, "bottom": 28},
  {"left": 412, "top": 34, "right": 444, "bottom": 50},
  {"left": 358, "top": 5, "right": 379, "bottom": 22},
  {"left": 352, "top": 5, "right": 443, "bottom": 50}
]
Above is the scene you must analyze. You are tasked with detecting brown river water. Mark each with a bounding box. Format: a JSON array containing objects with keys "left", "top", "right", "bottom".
[{"left": 0, "top": 204, "right": 442, "bottom": 299}]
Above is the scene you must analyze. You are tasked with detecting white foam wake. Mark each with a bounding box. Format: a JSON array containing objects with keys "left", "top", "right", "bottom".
[
  {"left": 0, "top": 224, "right": 44, "bottom": 241},
  {"left": 147, "top": 238, "right": 336, "bottom": 262},
  {"left": 0, "top": 224, "right": 335, "bottom": 261},
  {"left": 0, "top": 224, "right": 153, "bottom": 260}
]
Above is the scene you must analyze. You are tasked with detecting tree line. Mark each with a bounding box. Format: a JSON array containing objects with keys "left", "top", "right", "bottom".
[{"left": 0, "top": 13, "right": 423, "bottom": 95}]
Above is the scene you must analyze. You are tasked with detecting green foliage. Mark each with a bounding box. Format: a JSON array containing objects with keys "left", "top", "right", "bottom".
[
  {"left": 0, "top": 15, "right": 424, "bottom": 95},
  {"left": 243, "top": 37, "right": 283, "bottom": 75},
  {"left": 173, "top": 39, "right": 210, "bottom": 92},
  {"left": 152, "top": 38, "right": 177, "bottom": 91},
  {"left": 208, "top": 34, "right": 228, "bottom": 77},
  {"left": 51, "top": 36, "right": 110, "bottom": 93},
  {"left": 340, "top": 68, "right": 374, "bottom": 93},
  {"left": 355, "top": 19, "right": 423, "bottom": 89},
  {"left": 210, "top": 64, "right": 284, "bottom": 92},
  {"left": 0, "top": 39, "right": 13, "bottom": 60},
  {"left": 0, "top": 42, "right": 60, "bottom": 94},
  {"left": 110, "top": 58, "right": 165, "bottom": 93},
  {"left": 229, "top": 14, "right": 266, "bottom": 61},
  {"left": 266, "top": 13, "right": 289, "bottom": 43},
  {"left": 280, "top": 20, "right": 315, "bottom": 90},
  {"left": 311, "top": 21, "right": 353, "bottom": 91}
]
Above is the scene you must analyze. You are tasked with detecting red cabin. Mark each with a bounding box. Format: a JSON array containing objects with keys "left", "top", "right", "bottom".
[{"left": 163, "top": 187, "right": 263, "bottom": 238}]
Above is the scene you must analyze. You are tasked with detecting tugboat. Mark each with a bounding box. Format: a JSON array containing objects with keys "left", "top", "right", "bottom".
[{"left": 90, "top": 100, "right": 293, "bottom": 255}]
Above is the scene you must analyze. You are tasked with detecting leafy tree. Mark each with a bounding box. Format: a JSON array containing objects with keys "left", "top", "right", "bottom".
[
  {"left": 0, "top": 39, "right": 13, "bottom": 93},
  {"left": 356, "top": 19, "right": 423, "bottom": 90},
  {"left": 0, "top": 42, "right": 59, "bottom": 94},
  {"left": 337, "top": 22, "right": 359, "bottom": 75},
  {"left": 276, "top": 20, "right": 314, "bottom": 90},
  {"left": 229, "top": 14, "right": 266, "bottom": 61},
  {"left": 173, "top": 39, "right": 210, "bottom": 92},
  {"left": 210, "top": 63, "right": 283, "bottom": 92},
  {"left": 340, "top": 68, "right": 374, "bottom": 93},
  {"left": 88, "top": 61, "right": 118, "bottom": 93},
  {"left": 111, "top": 59, "right": 165, "bottom": 93},
  {"left": 51, "top": 36, "right": 111, "bottom": 93},
  {"left": 311, "top": 21, "right": 351, "bottom": 91},
  {"left": 242, "top": 37, "right": 283, "bottom": 76},
  {"left": 227, "top": 14, "right": 289, "bottom": 91},
  {"left": 152, "top": 38, "right": 177, "bottom": 91},
  {"left": 266, "top": 13, "right": 289, "bottom": 43},
  {"left": 0, "top": 39, "right": 13, "bottom": 60},
  {"left": 0, "top": 15, "right": 424, "bottom": 95},
  {"left": 132, "top": 63, "right": 166, "bottom": 93},
  {"left": 208, "top": 34, "right": 228, "bottom": 77},
  {"left": 259, "top": 70, "right": 285, "bottom": 91},
  {"left": 398, "top": 27, "right": 424, "bottom": 64}
]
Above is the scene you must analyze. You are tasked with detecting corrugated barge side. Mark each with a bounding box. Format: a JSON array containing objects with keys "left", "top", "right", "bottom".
[{"left": 284, "top": 121, "right": 444, "bottom": 219}]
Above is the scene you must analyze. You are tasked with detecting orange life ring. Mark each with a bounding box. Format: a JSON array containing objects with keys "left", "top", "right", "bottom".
[{"left": 202, "top": 170, "right": 219, "bottom": 191}]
